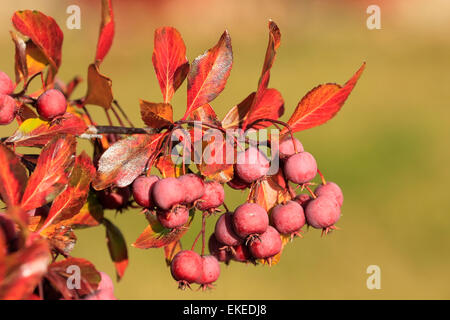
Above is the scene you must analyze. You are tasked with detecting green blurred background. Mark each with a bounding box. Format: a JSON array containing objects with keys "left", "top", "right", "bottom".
[{"left": 1, "top": 0, "right": 449, "bottom": 299}]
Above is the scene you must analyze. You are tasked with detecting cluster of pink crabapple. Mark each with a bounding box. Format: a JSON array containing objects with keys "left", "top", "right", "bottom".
[
  {"left": 0, "top": 71, "right": 68, "bottom": 124},
  {"left": 130, "top": 136, "right": 344, "bottom": 290}
]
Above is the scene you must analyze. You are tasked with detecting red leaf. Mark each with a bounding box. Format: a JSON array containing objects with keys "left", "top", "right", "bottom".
[
  {"left": 152, "top": 27, "right": 188, "bottom": 103},
  {"left": 190, "top": 104, "right": 220, "bottom": 126},
  {"left": 0, "top": 144, "right": 28, "bottom": 207},
  {"left": 198, "top": 136, "right": 234, "bottom": 183},
  {"left": 40, "top": 152, "right": 95, "bottom": 231},
  {"left": 12, "top": 10, "right": 63, "bottom": 74},
  {"left": 242, "top": 20, "right": 281, "bottom": 130},
  {"left": 21, "top": 135, "right": 76, "bottom": 212},
  {"left": 93, "top": 133, "right": 165, "bottom": 190},
  {"left": 45, "top": 257, "right": 101, "bottom": 299},
  {"left": 183, "top": 31, "right": 233, "bottom": 120},
  {"left": 84, "top": 63, "right": 114, "bottom": 109},
  {"left": 95, "top": 0, "right": 115, "bottom": 63},
  {"left": 248, "top": 174, "right": 291, "bottom": 212},
  {"left": 0, "top": 239, "right": 50, "bottom": 300},
  {"left": 139, "top": 100, "right": 173, "bottom": 129},
  {"left": 6, "top": 113, "right": 87, "bottom": 147},
  {"left": 103, "top": 218, "right": 128, "bottom": 280},
  {"left": 132, "top": 213, "right": 192, "bottom": 249},
  {"left": 156, "top": 155, "right": 185, "bottom": 178},
  {"left": 61, "top": 192, "right": 104, "bottom": 229},
  {"left": 283, "top": 63, "right": 365, "bottom": 134},
  {"left": 164, "top": 241, "right": 182, "bottom": 266}
]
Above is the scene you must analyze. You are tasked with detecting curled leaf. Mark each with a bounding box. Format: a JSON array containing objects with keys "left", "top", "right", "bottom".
[
  {"left": 84, "top": 63, "right": 113, "bottom": 109},
  {"left": 103, "top": 219, "right": 128, "bottom": 280},
  {"left": 96, "top": 0, "right": 115, "bottom": 63},
  {"left": 139, "top": 100, "right": 173, "bottom": 129}
]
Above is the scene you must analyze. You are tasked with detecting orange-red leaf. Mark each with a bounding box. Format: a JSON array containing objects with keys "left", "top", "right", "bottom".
[
  {"left": 6, "top": 113, "right": 87, "bottom": 147},
  {"left": 0, "top": 144, "right": 28, "bottom": 207},
  {"left": 0, "top": 239, "right": 50, "bottom": 300},
  {"left": 21, "top": 135, "right": 76, "bottom": 212},
  {"left": 61, "top": 193, "right": 104, "bottom": 229},
  {"left": 103, "top": 218, "right": 128, "bottom": 280},
  {"left": 40, "top": 152, "right": 95, "bottom": 231},
  {"left": 132, "top": 213, "right": 192, "bottom": 249},
  {"left": 152, "top": 27, "right": 188, "bottom": 103},
  {"left": 93, "top": 133, "right": 165, "bottom": 190},
  {"left": 45, "top": 257, "right": 101, "bottom": 299},
  {"left": 248, "top": 174, "right": 291, "bottom": 212},
  {"left": 95, "top": 0, "right": 115, "bottom": 63},
  {"left": 184, "top": 31, "right": 233, "bottom": 120},
  {"left": 84, "top": 63, "right": 113, "bottom": 109},
  {"left": 139, "top": 100, "right": 173, "bottom": 129},
  {"left": 283, "top": 63, "right": 366, "bottom": 134},
  {"left": 190, "top": 104, "right": 220, "bottom": 126},
  {"left": 12, "top": 10, "right": 63, "bottom": 73},
  {"left": 164, "top": 240, "right": 182, "bottom": 266}
]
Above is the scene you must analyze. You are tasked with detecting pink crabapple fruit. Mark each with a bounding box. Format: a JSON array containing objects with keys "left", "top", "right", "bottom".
[
  {"left": 0, "top": 71, "right": 15, "bottom": 95},
  {"left": 214, "top": 212, "right": 242, "bottom": 247},
  {"left": 132, "top": 175, "right": 160, "bottom": 208},
  {"left": 271, "top": 200, "right": 305, "bottom": 237},
  {"left": 248, "top": 226, "right": 282, "bottom": 261},
  {"left": 305, "top": 196, "right": 341, "bottom": 235},
  {"left": 197, "top": 255, "right": 220, "bottom": 289},
  {"left": 278, "top": 136, "right": 304, "bottom": 159},
  {"left": 293, "top": 193, "right": 312, "bottom": 209},
  {"left": 178, "top": 174, "right": 205, "bottom": 204},
  {"left": 157, "top": 205, "right": 189, "bottom": 229},
  {"left": 0, "top": 94, "right": 17, "bottom": 125},
  {"left": 152, "top": 177, "right": 185, "bottom": 210},
  {"left": 84, "top": 272, "right": 116, "bottom": 300},
  {"left": 315, "top": 182, "right": 344, "bottom": 207},
  {"left": 235, "top": 146, "right": 270, "bottom": 183},
  {"left": 208, "top": 233, "right": 232, "bottom": 264},
  {"left": 196, "top": 180, "right": 225, "bottom": 211},
  {"left": 170, "top": 250, "right": 203, "bottom": 289},
  {"left": 283, "top": 151, "right": 317, "bottom": 184},
  {"left": 227, "top": 174, "right": 251, "bottom": 190},
  {"left": 232, "top": 202, "right": 269, "bottom": 241},
  {"left": 36, "top": 89, "right": 67, "bottom": 120},
  {"left": 97, "top": 187, "right": 131, "bottom": 210}
]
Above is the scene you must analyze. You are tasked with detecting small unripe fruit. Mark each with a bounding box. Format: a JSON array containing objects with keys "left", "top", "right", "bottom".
[
  {"left": 97, "top": 187, "right": 131, "bottom": 209},
  {"left": 249, "top": 226, "right": 282, "bottom": 259},
  {"left": 0, "top": 94, "right": 17, "bottom": 125},
  {"left": 196, "top": 181, "right": 224, "bottom": 211},
  {"left": 198, "top": 255, "right": 220, "bottom": 285},
  {"left": 0, "top": 72, "right": 14, "bottom": 95},
  {"left": 178, "top": 174, "right": 205, "bottom": 204},
  {"left": 36, "top": 89, "right": 67, "bottom": 120},
  {"left": 232, "top": 203, "right": 269, "bottom": 239},
  {"left": 157, "top": 206, "right": 189, "bottom": 229},
  {"left": 293, "top": 193, "right": 312, "bottom": 209},
  {"left": 152, "top": 177, "right": 184, "bottom": 210},
  {"left": 132, "top": 175, "right": 160, "bottom": 208},
  {"left": 271, "top": 200, "right": 305, "bottom": 235},
  {"left": 235, "top": 147, "right": 270, "bottom": 183},
  {"left": 170, "top": 250, "right": 203, "bottom": 284},
  {"left": 305, "top": 196, "right": 341, "bottom": 229},
  {"left": 208, "top": 233, "right": 231, "bottom": 263},
  {"left": 284, "top": 152, "right": 317, "bottom": 184},
  {"left": 214, "top": 212, "right": 242, "bottom": 246},
  {"left": 278, "top": 136, "right": 304, "bottom": 159},
  {"left": 315, "top": 182, "right": 344, "bottom": 207}
]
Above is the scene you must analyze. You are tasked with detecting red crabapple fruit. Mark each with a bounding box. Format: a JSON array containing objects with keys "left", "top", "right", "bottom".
[
  {"left": 293, "top": 193, "right": 312, "bottom": 209},
  {"left": 232, "top": 203, "right": 269, "bottom": 241},
  {"left": 152, "top": 177, "right": 184, "bottom": 210},
  {"left": 271, "top": 200, "right": 305, "bottom": 236},
  {"left": 305, "top": 196, "right": 341, "bottom": 235},
  {"left": 214, "top": 212, "right": 242, "bottom": 246},
  {"left": 178, "top": 174, "right": 205, "bottom": 204},
  {"left": 36, "top": 89, "right": 67, "bottom": 120},
  {"left": 196, "top": 181, "right": 224, "bottom": 211},
  {"left": 283, "top": 152, "right": 317, "bottom": 184},
  {"left": 198, "top": 255, "right": 220, "bottom": 289},
  {"left": 248, "top": 226, "right": 282, "bottom": 261},
  {"left": 170, "top": 250, "right": 203, "bottom": 289},
  {"left": 157, "top": 205, "right": 189, "bottom": 229},
  {"left": 278, "top": 136, "right": 304, "bottom": 159},
  {"left": 0, "top": 71, "right": 14, "bottom": 95},
  {"left": 235, "top": 146, "right": 270, "bottom": 183},
  {"left": 84, "top": 272, "right": 116, "bottom": 300},
  {"left": 132, "top": 175, "right": 160, "bottom": 208},
  {"left": 97, "top": 187, "right": 131, "bottom": 210},
  {"left": 231, "top": 243, "right": 253, "bottom": 263},
  {"left": 315, "top": 182, "right": 344, "bottom": 207},
  {"left": 0, "top": 94, "right": 17, "bottom": 125},
  {"left": 227, "top": 174, "right": 251, "bottom": 190},
  {"left": 208, "top": 233, "right": 232, "bottom": 264}
]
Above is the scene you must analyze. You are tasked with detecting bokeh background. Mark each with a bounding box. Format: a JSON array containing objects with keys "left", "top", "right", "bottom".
[{"left": 1, "top": 0, "right": 449, "bottom": 299}]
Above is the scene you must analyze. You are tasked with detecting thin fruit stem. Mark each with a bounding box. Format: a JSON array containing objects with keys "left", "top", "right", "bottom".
[
  {"left": 110, "top": 104, "right": 125, "bottom": 127},
  {"left": 104, "top": 109, "right": 114, "bottom": 126},
  {"left": 317, "top": 169, "right": 327, "bottom": 185},
  {"left": 91, "top": 125, "right": 153, "bottom": 135},
  {"left": 113, "top": 100, "right": 135, "bottom": 127},
  {"left": 191, "top": 229, "right": 202, "bottom": 251},
  {"left": 305, "top": 185, "right": 317, "bottom": 199},
  {"left": 11, "top": 72, "right": 42, "bottom": 98},
  {"left": 201, "top": 213, "right": 206, "bottom": 256}
]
